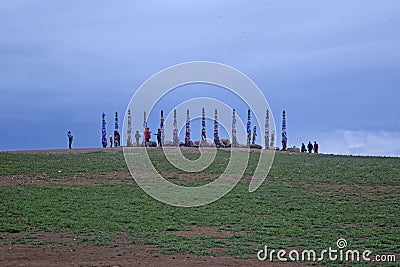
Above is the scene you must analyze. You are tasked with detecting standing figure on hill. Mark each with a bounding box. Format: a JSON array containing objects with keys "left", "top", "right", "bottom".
[
  {"left": 144, "top": 127, "right": 151, "bottom": 148},
  {"left": 114, "top": 130, "right": 120, "bottom": 147},
  {"left": 301, "top": 143, "right": 307, "bottom": 153},
  {"left": 313, "top": 141, "right": 319, "bottom": 154},
  {"left": 201, "top": 128, "right": 207, "bottom": 142},
  {"left": 67, "top": 131, "right": 73, "bottom": 149},
  {"left": 109, "top": 135, "right": 113, "bottom": 148},
  {"left": 307, "top": 141, "right": 313, "bottom": 153},
  {"left": 135, "top": 130, "right": 141, "bottom": 147},
  {"left": 116, "top": 134, "right": 120, "bottom": 147},
  {"left": 155, "top": 129, "right": 162, "bottom": 147}
]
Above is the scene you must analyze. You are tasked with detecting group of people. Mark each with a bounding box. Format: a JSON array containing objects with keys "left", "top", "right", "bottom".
[
  {"left": 109, "top": 131, "right": 121, "bottom": 148},
  {"left": 301, "top": 141, "right": 319, "bottom": 154},
  {"left": 143, "top": 128, "right": 163, "bottom": 148}
]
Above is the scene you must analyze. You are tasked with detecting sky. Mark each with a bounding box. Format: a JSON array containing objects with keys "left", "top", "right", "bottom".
[{"left": 0, "top": 0, "right": 399, "bottom": 156}]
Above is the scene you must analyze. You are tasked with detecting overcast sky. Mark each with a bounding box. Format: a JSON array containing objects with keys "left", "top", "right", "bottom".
[{"left": 0, "top": 0, "right": 399, "bottom": 156}]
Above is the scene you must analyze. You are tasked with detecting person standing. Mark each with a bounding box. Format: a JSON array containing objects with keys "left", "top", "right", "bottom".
[
  {"left": 313, "top": 141, "right": 319, "bottom": 154},
  {"left": 307, "top": 141, "right": 313, "bottom": 153},
  {"left": 67, "top": 131, "right": 73, "bottom": 149},
  {"left": 113, "top": 130, "right": 120, "bottom": 147},
  {"left": 154, "top": 128, "right": 162, "bottom": 147},
  {"left": 144, "top": 127, "right": 151, "bottom": 148},
  {"left": 109, "top": 135, "right": 113, "bottom": 148},
  {"left": 135, "top": 130, "right": 141, "bottom": 146},
  {"left": 115, "top": 133, "right": 120, "bottom": 147},
  {"left": 301, "top": 143, "right": 307, "bottom": 153}
]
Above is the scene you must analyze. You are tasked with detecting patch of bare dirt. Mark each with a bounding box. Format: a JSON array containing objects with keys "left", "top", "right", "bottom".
[
  {"left": 172, "top": 226, "right": 246, "bottom": 238},
  {"left": 161, "top": 171, "right": 219, "bottom": 183},
  {"left": 206, "top": 246, "right": 230, "bottom": 255},
  {"left": 0, "top": 231, "right": 313, "bottom": 267}
]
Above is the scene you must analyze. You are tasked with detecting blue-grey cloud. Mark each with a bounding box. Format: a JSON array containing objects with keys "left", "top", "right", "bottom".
[{"left": 0, "top": 0, "right": 399, "bottom": 154}]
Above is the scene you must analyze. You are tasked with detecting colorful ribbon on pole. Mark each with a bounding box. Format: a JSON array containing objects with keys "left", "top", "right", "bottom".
[
  {"left": 247, "top": 109, "right": 251, "bottom": 147},
  {"left": 201, "top": 108, "right": 206, "bottom": 142},
  {"left": 214, "top": 109, "right": 220, "bottom": 147},
  {"left": 114, "top": 112, "right": 120, "bottom": 147},
  {"left": 265, "top": 109, "right": 269, "bottom": 149},
  {"left": 252, "top": 125, "right": 257, "bottom": 145},
  {"left": 281, "top": 110, "right": 287, "bottom": 151},
  {"left": 143, "top": 111, "right": 147, "bottom": 146},
  {"left": 185, "top": 109, "right": 192, "bottom": 146},
  {"left": 232, "top": 109, "right": 238, "bottom": 147},
  {"left": 101, "top": 112, "right": 107, "bottom": 148},
  {"left": 173, "top": 109, "right": 179, "bottom": 146},
  {"left": 127, "top": 109, "right": 132, "bottom": 147},
  {"left": 160, "top": 110, "right": 165, "bottom": 146}
]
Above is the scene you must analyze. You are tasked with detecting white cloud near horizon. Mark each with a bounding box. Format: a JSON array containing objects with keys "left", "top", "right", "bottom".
[{"left": 318, "top": 130, "right": 400, "bottom": 157}]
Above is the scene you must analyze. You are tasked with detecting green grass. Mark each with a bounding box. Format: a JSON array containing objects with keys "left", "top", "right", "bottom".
[
  {"left": 0, "top": 150, "right": 399, "bottom": 265},
  {"left": 0, "top": 151, "right": 126, "bottom": 178}
]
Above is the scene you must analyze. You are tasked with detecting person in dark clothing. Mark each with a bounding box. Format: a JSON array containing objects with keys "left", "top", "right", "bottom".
[
  {"left": 313, "top": 141, "right": 319, "bottom": 154},
  {"left": 301, "top": 143, "right": 307, "bottom": 153},
  {"left": 307, "top": 141, "right": 313, "bottom": 153},
  {"left": 154, "top": 128, "right": 162, "bottom": 147},
  {"left": 67, "top": 131, "right": 73, "bottom": 149}
]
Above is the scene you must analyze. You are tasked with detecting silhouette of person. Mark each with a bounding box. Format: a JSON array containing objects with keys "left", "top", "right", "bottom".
[
  {"left": 67, "top": 131, "right": 73, "bottom": 149},
  {"left": 154, "top": 129, "right": 162, "bottom": 147},
  {"left": 307, "top": 141, "right": 313, "bottom": 153},
  {"left": 313, "top": 141, "right": 319, "bottom": 154},
  {"left": 301, "top": 143, "right": 307, "bottom": 153}
]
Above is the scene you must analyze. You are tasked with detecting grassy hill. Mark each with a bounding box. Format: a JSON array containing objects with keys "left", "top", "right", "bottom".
[{"left": 0, "top": 149, "right": 399, "bottom": 265}]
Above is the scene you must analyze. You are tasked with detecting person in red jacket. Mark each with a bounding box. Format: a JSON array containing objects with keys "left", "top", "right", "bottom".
[
  {"left": 109, "top": 135, "right": 113, "bottom": 148},
  {"left": 144, "top": 128, "right": 151, "bottom": 147},
  {"left": 115, "top": 133, "right": 120, "bottom": 147},
  {"left": 313, "top": 141, "right": 319, "bottom": 154}
]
